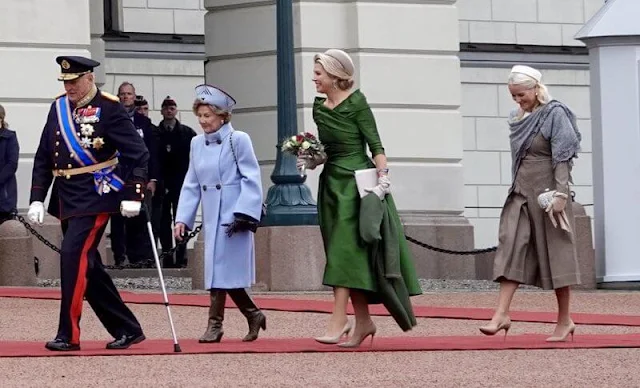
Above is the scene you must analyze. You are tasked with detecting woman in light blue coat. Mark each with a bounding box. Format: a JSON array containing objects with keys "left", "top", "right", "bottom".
[{"left": 174, "top": 84, "right": 265, "bottom": 343}]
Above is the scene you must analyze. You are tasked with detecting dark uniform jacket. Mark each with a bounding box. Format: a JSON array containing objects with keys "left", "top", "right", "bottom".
[
  {"left": 0, "top": 128, "right": 19, "bottom": 213},
  {"left": 157, "top": 120, "right": 196, "bottom": 195},
  {"left": 30, "top": 90, "right": 149, "bottom": 220},
  {"left": 131, "top": 112, "right": 159, "bottom": 182}
]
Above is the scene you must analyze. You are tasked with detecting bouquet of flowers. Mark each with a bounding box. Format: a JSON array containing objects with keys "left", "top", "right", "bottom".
[{"left": 281, "top": 132, "right": 326, "bottom": 176}]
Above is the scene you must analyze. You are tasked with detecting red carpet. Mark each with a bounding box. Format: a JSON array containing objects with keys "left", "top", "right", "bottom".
[
  {"left": 2, "top": 287, "right": 640, "bottom": 357},
  {"left": 2, "top": 287, "right": 640, "bottom": 327},
  {"left": 2, "top": 334, "right": 640, "bottom": 358}
]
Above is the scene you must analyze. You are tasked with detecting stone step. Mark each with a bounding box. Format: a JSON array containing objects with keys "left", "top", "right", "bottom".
[
  {"left": 102, "top": 267, "right": 270, "bottom": 292},
  {"left": 103, "top": 245, "right": 195, "bottom": 265},
  {"left": 105, "top": 268, "right": 191, "bottom": 279}
]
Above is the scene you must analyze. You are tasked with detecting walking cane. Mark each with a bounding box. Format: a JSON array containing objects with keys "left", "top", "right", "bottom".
[{"left": 142, "top": 202, "right": 182, "bottom": 353}]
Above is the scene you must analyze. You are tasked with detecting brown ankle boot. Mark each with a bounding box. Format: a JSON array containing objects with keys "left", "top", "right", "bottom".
[
  {"left": 199, "top": 289, "right": 226, "bottom": 343},
  {"left": 228, "top": 289, "right": 266, "bottom": 342}
]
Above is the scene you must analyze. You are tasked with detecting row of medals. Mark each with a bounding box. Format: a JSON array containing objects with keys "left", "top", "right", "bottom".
[{"left": 72, "top": 110, "right": 110, "bottom": 194}]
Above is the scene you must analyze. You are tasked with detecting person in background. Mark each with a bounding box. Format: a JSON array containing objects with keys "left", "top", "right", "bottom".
[
  {"left": 157, "top": 96, "right": 196, "bottom": 268},
  {"left": 135, "top": 94, "right": 164, "bottom": 250},
  {"left": 174, "top": 84, "right": 266, "bottom": 343},
  {"left": 478, "top": 65, "right": 582, "bottom": 342},
  {"left": 110, "top": 82, "right": 159, "bottom": 268},
  {"left": 134, "top": 95, "right": 150, "bottom": 118},
  {"left": 0, "top": 104, "right": 19, "bottom": 224}
]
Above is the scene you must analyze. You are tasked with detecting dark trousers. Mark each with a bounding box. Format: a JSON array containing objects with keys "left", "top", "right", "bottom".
[
  {"left": 151, "top": 187, "right": 164, "bottom": 247},
  {"left": 160, "top": 190, "right": 186, "bottom": 267},
  {"left": 110, "top": 191, "right": 154, "bottom": 264},
  {"left": 58, "top": 214, "right": 142, "bottom": 344},
  {"left": 0, "top": 212, "right": 12, "bottom": 224},
  {"left": 109, "top": 213, "right": 127, "bottom": 263}
]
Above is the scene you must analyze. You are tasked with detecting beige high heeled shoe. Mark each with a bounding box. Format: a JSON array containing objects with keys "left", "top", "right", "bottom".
[
  {"left": 479, "top": 316, "right": 512, "bottom": 340},
  {"left": 546, "top": 321, "right": 576, "bottom": 342},
  {"left": 337, "top": 322, "right": 377, "bottom": 348},
  {"left": 314, "top": 321, "right": 353, "bottom": 344}
]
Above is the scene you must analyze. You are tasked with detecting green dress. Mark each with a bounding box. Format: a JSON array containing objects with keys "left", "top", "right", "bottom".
[{"left": 313, "top": 89, "right": 422, "bottom": 298}]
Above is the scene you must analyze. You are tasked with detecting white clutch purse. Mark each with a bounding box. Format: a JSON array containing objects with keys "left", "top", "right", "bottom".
[{"left": 354, "top": 168, "right": 378, "bottom": 198}]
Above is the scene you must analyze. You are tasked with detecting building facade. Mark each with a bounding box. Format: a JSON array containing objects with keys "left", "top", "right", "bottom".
[{"left": 1, "top": 0, "right": 602, "bottom": 249}]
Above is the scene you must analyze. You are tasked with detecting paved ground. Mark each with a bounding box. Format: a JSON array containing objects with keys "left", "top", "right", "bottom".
[{"left": 1, "top": 289, "right": 640, "bottom": 387}]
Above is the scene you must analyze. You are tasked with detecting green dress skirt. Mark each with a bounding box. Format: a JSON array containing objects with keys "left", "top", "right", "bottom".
[{"left": 314, "top": 89, "right": 422, "bottom": 298}]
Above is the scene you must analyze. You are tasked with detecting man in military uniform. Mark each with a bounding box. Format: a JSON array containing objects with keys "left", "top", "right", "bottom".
[
  {"left": 27, "top": 56, "right": 148, "bottom": 351},
  {"left": 134, "top": 95, "right": 150, "bottom": 118}
]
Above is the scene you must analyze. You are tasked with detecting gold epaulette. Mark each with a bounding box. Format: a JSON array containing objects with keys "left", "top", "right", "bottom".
[
  {"left": 54, "top": 91, "right": 67, "bottom": 100},
  {"left": 101, "top": 91, "right": 119, "bottom": 102}
]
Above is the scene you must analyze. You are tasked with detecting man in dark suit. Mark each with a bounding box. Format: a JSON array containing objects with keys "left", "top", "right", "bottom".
[
  {"left": 110, "top": 82, "right": 159, "bottom": 267},
  {"left": 27, "top": 55, "right": 147, "bottom": 351},
  {"left": 135, "top": 94, "right": 164, "bottom": 249},
  {"left": 156, "top": 96, "right": 196, "bottom": 268}
]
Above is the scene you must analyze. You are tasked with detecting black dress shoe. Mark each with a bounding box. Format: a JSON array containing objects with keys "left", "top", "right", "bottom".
[
  {"left": 45, "top": 339, "right": 80, "bottom": 351},
  {"left": 106, "top": 333, "right": 146, "bottom": 349}
]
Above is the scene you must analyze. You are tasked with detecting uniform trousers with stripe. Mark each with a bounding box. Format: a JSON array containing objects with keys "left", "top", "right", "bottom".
[{"left": 58, "top": 214, "right": 142, "bottom": 345}]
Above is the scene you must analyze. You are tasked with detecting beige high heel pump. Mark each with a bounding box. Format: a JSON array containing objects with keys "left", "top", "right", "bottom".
[{"left": 314, "top": 321, "right": 353, "bottom": 344}]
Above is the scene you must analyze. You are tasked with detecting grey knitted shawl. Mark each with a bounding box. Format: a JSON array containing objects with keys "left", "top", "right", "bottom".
[{"left": 508, "top": 100, "right": 582, "bottom": 182}]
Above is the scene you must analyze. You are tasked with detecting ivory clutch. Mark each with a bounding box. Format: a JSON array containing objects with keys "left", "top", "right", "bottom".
[{"left": 354, "top": 168, "right": 378, "bottom": 198}]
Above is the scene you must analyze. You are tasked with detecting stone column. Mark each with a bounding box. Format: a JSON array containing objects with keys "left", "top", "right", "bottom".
[
  {"left": 1, "top": 0, "right": 92, "bottom": 210},
  {"left": 576, "top": 0, "right": 640, "bottom": 284},
  {"left": 204, "top": 0, "right": 472, "bottom": 289},
  {"left": 340, "top": 0, "right": 472, "bottom": 280},
  {"left": 0, "top": 0, "right": 93, "bottom": 277},
  {"left": 0, "top": 220, "right": 36, "bottom": 286}
]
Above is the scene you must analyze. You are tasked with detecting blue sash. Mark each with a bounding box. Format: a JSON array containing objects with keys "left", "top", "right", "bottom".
[{"left": 56, "top": 96, "right": 124, "bottom": 195}]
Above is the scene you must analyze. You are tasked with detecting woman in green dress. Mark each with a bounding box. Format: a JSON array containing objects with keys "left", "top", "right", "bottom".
[{"left": 298, "top": 49, "right": 422, "bottom": 348}]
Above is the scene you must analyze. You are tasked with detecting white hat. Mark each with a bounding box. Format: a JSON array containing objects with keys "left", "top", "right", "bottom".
[
  {"left": 510, "top": 65, "right": 542, "bottom": 83},
  {"left": 195, "top": 84, "right": 236, "bottom": 112}
]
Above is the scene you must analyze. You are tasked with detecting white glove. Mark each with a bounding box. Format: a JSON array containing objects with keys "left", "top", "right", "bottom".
[
  {"left": 296, "top": 152, "right": 327, "bottom": 171},
  {"left": 120, "top": 201, "right": 142, "bottom": 218},
  {"left": 545, "top": 192, "right": 571, "bottom": 232},
  {"left": 364, "top": 175, "right": 391, "bottom": 200},
  {"left": 296, "top": 155, "right": 309, "bottom": 171},
  {"left": 27, "top": 201, "right": 45, "bottom": 226}
]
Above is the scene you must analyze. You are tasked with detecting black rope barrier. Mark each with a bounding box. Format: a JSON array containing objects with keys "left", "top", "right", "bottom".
[{"left": 9, "top": 194, "right": 594, "bottom": 261}]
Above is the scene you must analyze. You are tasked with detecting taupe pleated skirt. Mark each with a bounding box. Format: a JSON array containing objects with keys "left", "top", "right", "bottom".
[{"left": 493, "top": 137, "right": 580, "bottom": 290}]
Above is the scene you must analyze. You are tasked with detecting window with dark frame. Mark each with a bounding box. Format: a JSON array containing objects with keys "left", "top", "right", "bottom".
[{"left": 103, "top": 0, "right": 118, "bottom": 35}]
